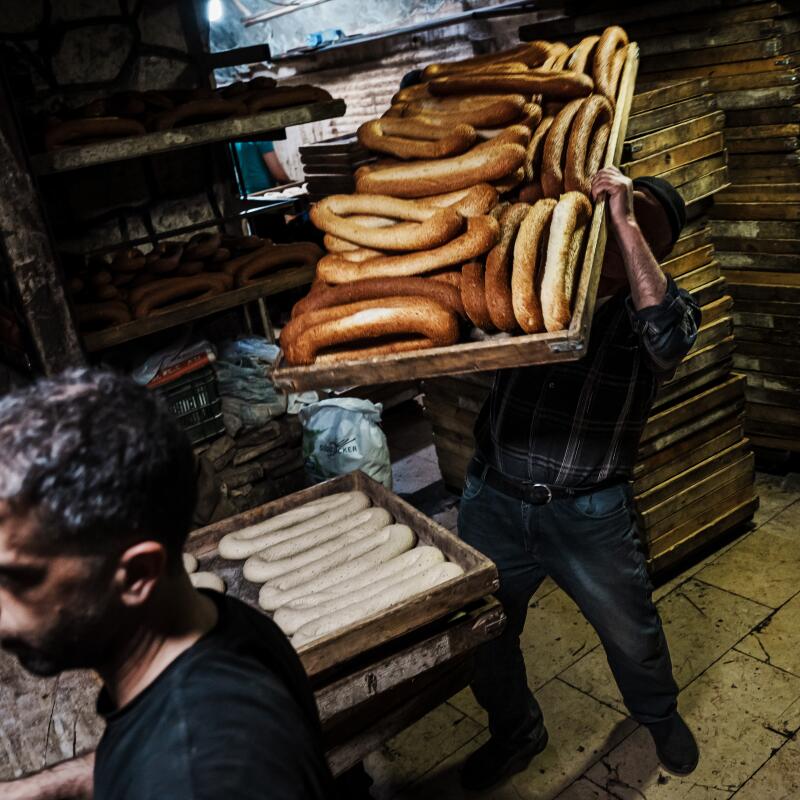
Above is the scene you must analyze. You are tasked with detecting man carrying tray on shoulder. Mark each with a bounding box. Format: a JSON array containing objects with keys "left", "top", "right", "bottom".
[{"left": 459, "top": 165, "right": 703, "bottom": 791}]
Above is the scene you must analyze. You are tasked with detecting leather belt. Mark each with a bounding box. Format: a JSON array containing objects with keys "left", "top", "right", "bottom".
[{"left": 467, "top": 460, "right": 621, "bottom": 505}]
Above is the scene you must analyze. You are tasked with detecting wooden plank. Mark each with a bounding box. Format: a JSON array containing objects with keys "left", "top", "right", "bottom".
[
  {"left": 746, "top": 416, "right": 800, "bottom": 441},
  {"left": 734, "top": 353, "right": 800, "bottom": 378},
  {"left": 686, "top": 194, "right": 716, "bottom": 222},
  {"left": 674, "top": 261, "right": 721, "bottom": 292},
  {"left": 726, "top": 268, "right": 800, "bottom": 287},
  {"left": 703, "top": 70, "right": 800, "bottom": 93},
  {"left": 717, "top": 252, "right": 800, "bottom": 271},
  {"left": 661, "top": 244, "right": 715, "bottom": 278},
  {"left": 637, "top": 20, "right": 785, "bottom": 58},
  {"left": 690, "top": 276, "right": 726, "bottom": 306},
  {"left": 624, "top": 112, "right": 725, "bottom": 160},
  {"left": 624, "top": 133, "right": 724, "bottom": 180},
  {"left": 724, "top": 105, "right": 800, "bottom": 127},
  {"left": 648, "top": 494, "right": 758, "bottom": 573},
  {"left": 642, "top": 53, "right": 800, "bottom": 85},
  {"left": 187, "top": 471, "right": 498, "bottom": 678},
  {"left": 677, "top": 168, "right": 730, "bottom": 203},
  {"left": 83, "top": 264, "right": 315, "bottom": 352},
  {"left": 733, "top": 310, "right": 800, "bottom": 330},
  {"left": 636, "top": 440, "right": 751, "bottom": 511},
  {"left": 732, "top": 325, "right": 800, "bottom": 347},
  {"left": 726, "top": 135, "right": 799, "bottom": 153},
  {"left": 641, "top": 453, "right": 754, "bottom": 535},
  {"left": 739, "top": 368, "right": 800, "bottom": 394},
  {"left": 31, "top": 100, "right": 347, "bottom": 174},
  {"left": 729, "top": 152, "right": 800, "bottom": 168},
  {"left": 630, "top": 79, "right": 710, "bottom": 114},
  {"left": 713, "top": 202, "right": 800, "bottom": 221},
  {"left": 654, "top": 357, "right": 733, "bottom": 411},
  {"left": 728, "top": 166, "right": 800, "bottom": 182},
  {"left": 748, "top": 401, "right": 800, "bottom": 425},
  {"left": 627, "top": 94, "right": 718, "bottom": 138},
  {"left": 711, "top": 218, "right": 800, "bottom": 238},
  {"left": 748, "top": 432, "right": 800, "bottom": 452},
  {"left": 725, "top": 123, "right": 800, "bottom": 138},
  {"left": 640, "top": 374, "right": 745, "bottom": 444},
  {"left": 633, "top": 423, "right": 744, "bottom": 494},
  {"left": 639, "top": 36, "right": 796, "bottom": 74},
  {"left": 731, "top": 297, "right": 800, "bottom": 316},
  {"left": 697, "top": 295, "right": 734, "bottom": 326},
  {"left": 716, "top": 85, "right": 800, "bottom": 110},
  {"left": 737, "top": 339, "right": 800, "bottom": 363},
  {"left": 663, "top": 226, "right": 712, "bottom": 260},
  {"left": 742, "top": 386, "right": 799, "bottom": 409},
  {"left": 659, "top": 153, "right": 728, "bottom": 188}
]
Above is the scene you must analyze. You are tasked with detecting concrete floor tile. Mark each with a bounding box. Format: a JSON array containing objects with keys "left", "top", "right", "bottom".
[
  {"left": 505, "top": 679, "right": 636, "bottom": 799},
  {"left": 560, "top": 579, "right": 770, "bottom": 715},
  {"left": 732, "top": 736, "right": 800, "bottom": 800},
  {"left": 391, "top": 449, "right": 443, "bottom": 495},
  {"left": 521, "top": 589, "right": 602, "bottom": 692},
  {"left": 736, "top": 592, "right": 800, "bottom": 678},
  {"left": 554, "top": 777, "right": 617, "bottom": 799},
  {"left": 694, "top": 519, "right": 800, "bottom": 608},
  {"left": 752, "top": 472, "right": 800, "bottom": 528},
  {"left": 585, "top": 650, "right": 800, "bottom": 798},
  {"left": 366, "top": 702, "right": 483, "bottom": 798}
]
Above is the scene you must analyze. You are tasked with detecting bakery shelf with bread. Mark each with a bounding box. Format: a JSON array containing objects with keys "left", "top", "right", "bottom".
[
  {"left": 32, "top": 77, "right": 345, "bottom": 175},
  {"left": 185, "top": 470, "right": 498, "bottom": 678},
  {"left": 271, "top": 31, "right": 639, "bottom": 392},
  {"left": 68, "top": 233, "right": 323, "bottom": 352}
]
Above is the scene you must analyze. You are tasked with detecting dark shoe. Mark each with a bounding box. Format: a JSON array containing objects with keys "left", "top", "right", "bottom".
[
  {"left": 646, "top": 713, "right": 699, "bottom": 775},
  {"left": 460, "top": 729, "right": 549, "bottom": 791}
]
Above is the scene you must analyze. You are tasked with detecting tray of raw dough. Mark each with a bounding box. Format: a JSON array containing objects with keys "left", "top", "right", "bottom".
[{"left": 185, "top": 470, "right": 498, "bottom": 677}]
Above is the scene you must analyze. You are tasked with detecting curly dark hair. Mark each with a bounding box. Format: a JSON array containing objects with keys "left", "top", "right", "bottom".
[{"left": 0, "top": 368, "right": 197, "bottom": 558}]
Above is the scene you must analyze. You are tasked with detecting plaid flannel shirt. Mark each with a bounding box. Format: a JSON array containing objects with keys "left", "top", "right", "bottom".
[{"left": 473, "top": 276, "right": 701, "bottom": 489}]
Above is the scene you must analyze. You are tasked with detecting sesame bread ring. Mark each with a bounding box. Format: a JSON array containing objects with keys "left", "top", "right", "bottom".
[
  {"left": 428, "top": 71, "right": 594, "bottom": 99},
  {"left": 147, "top": 242, "right": 184, "bottom": 274},
  {"left": 153, "top": 99, "right": 247, "bottom": 130},
  {"left": 485, "top": 202, "right": 530, "bottom": 332},
  {"left": 523, "top": 116, "right": 554, "bottom": 183},
  {"left": 416, "top": 184, "right": 499, "bottom": 217},
  {"left": 594, "top": 26, "right": 629, "bottom": 103},
  {"left": 461, "top": 261, "right": 494, "bottom": 330},
  {"left": 357, "top": 117, "right": 477, "bottom": 160},
  {"left": 316, "top": 216, "right": 499, "bottom": 284},
  {"left": 73, "top": 301, "right": 132, "bottom": 331},
  {"left": 511, "top": 198, "right": 557, "bottom": 333},
  {"left": 237, "top": 244, "right": 323, "bottom": 287},
  {"left": 355, "top": 143, "right": 525, "bottom": 198},
  {"left": 564, "top": 95, "right": 613, "bottom": 195},
  {"left": 421, "top": 41, "right": 553, "bottom": 77},
  {"left": 541, "top": 98, "right": 584, "bottom": 198},
  {"left": 566, "top": 36, "right": 601, "bottom": 75},
  {"left": 541, "top": 191, "right": 593, "bottom": 332},
  {"left": 311, "top": 195, "right": 464, "bottom": 251}
]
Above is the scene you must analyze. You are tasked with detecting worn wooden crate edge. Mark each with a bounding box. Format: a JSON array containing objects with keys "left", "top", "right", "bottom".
[
  {"left": 187, "top": 470, "right": 499, "bottom": 678},
  {"left": 271, "top": 47, "right": 639, "bottom": 393}
]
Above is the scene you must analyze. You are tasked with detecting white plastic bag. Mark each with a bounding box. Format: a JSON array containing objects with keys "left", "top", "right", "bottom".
[{"left": 299, "top": 398, "right": 392, "bottom": 488}]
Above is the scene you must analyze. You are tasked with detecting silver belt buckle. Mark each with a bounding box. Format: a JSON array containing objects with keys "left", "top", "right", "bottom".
[{"left": 531, "top": 483, "right": 553, "bottom": 504}]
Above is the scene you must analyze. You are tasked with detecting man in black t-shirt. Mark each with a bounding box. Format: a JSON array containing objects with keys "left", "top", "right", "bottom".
[{"left": 0, "top": 369, "right": 334, "bottom": 800}]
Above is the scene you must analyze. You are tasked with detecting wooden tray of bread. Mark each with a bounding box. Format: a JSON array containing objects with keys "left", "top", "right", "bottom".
[
  {"left": 185, "top": 470, "right": 499, "bottom": 678},
  {"left": 272, "top": 33, "right": 639, "bottom": 391}
]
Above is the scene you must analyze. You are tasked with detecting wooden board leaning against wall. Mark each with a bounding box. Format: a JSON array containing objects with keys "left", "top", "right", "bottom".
[{"left": 422, "top": 74, "right": 757, "bottom": 573}]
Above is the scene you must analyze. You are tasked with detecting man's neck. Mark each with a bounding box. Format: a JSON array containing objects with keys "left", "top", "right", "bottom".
[{"left": 98, "top": 576, "right": 218, "bottom": 709}]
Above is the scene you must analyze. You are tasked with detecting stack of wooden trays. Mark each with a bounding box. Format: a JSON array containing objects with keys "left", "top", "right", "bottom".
[
  {"left": 299, "top": 133, "right": 374, "bottom": 202},
  {"left": 519, "top": 2, "right": 800, "bottom": 451},
  {"left": 422, "top": 76, "right": 758, "bottom": 573}
]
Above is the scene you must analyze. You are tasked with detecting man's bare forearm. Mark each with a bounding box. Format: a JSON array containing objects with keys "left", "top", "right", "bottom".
[
  {"left": 0, "top": 752, "right": 94, "bottom": 800},
  {"left": 614, "top": 218, "right": 668, "bottom": 310}
]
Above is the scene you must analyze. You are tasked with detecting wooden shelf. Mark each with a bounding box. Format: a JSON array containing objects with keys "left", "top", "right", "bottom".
[
  {"left": 82, "top": 264, "right": 314, "bottom": 352},
  {"left": 32, "top": 100, "right": 346, "bottom": 175}
]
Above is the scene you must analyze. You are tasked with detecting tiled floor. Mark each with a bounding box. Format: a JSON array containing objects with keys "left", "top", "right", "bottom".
[{"left": 377, "top": 404, "right": 800, "bottom": 800}]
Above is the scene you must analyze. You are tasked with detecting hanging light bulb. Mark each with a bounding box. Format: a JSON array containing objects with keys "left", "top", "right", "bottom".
[{"left": 207, "top": 0, "right": 224, "bottom": 22}]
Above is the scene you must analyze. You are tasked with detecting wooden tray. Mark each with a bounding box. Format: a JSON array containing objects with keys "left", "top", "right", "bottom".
[
  {"left": 186, "top": 470, "right": 499, "bottom": 678},
  {"left": 271, "top": 45, "right": 639, "bottom": 392}
]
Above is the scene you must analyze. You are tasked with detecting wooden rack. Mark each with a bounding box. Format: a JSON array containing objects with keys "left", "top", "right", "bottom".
[{"left": 31, "top": 100, "right": 346, "bottom": 175}]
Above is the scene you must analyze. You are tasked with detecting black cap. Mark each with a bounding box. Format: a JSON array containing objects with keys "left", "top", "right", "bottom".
[{"left": 633, "top": 176, "right": 686, "bottom": 246}]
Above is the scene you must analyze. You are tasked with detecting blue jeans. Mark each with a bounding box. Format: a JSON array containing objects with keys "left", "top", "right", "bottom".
[{"left": 458, "top": 463, "right": 678, "bottom": 745}]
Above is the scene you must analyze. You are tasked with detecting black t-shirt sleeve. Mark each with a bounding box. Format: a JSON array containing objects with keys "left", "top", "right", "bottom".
[{"left": 177, "top": 656, "right": 332, "bottom": 800}]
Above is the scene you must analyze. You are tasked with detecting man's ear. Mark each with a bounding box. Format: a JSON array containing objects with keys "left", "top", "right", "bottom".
[{"left": 114, "top": 541, "right": 168, "bottom": 607}]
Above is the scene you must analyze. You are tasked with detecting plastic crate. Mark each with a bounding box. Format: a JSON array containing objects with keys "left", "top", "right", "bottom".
[{"left": 155, "top": 365, "right": 225, "bottom": 445}]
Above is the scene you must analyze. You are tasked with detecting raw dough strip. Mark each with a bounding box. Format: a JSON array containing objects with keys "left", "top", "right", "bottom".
[
  {"left": 275, "top": 553, "right": 446, "bottom": 635},
  {"left": 190, "top": 572, "right": 226, "bottom": 593},
  {"left": 316, "top": 216, "right": 499, "bottom": 283},
  {"left": 355, "top": 142, "right": 525, "bottom": 198},
  {"left": 311, "top": 195, "right": 464, "bottom": 251},
  {"left": 428, "top": 70, "right": 593, "bottom": 99},
  {"left": 485, "top": 203, "right": 530, "bottom": 332},
  {"left": 258, "top": 525, "right": 416, "bottom": 610},
  {"left": 594, "top": 26, "right": 629, "bottom": 103},
  {"left": 290, "top": 276, "right": 466, "bottom": 319},
  {"left": 564, "top": 94, "right": 613, "bottom": 195},
  {"left": 182, "top": 553, "right": 198, "bottom": 573},
  {"left": 540, "top": 98, "right": 584, "bottom": 198},
  {"left": 292, "top": 562, "right": 464, "bottom": 647},
  {"left": 285, "top": 296, "right": 460, "bottom": 366},
  {"left": 461, "top": 261, "right": 494, "bottom": 330},
  {"left": 541, "top": 191, "right": 593, "bottom": 332},
  {"left": 242, "top": 510, "right": 393, "bottom": 584},
  {"left": 217, "top": 491, "right": 369, "bottom": 560},
  {"left": 511, "top": 198, "right": 557, "bottom": 333},
  {"left": 357, "top": 117, "right": 477, "bottom": 160}
]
